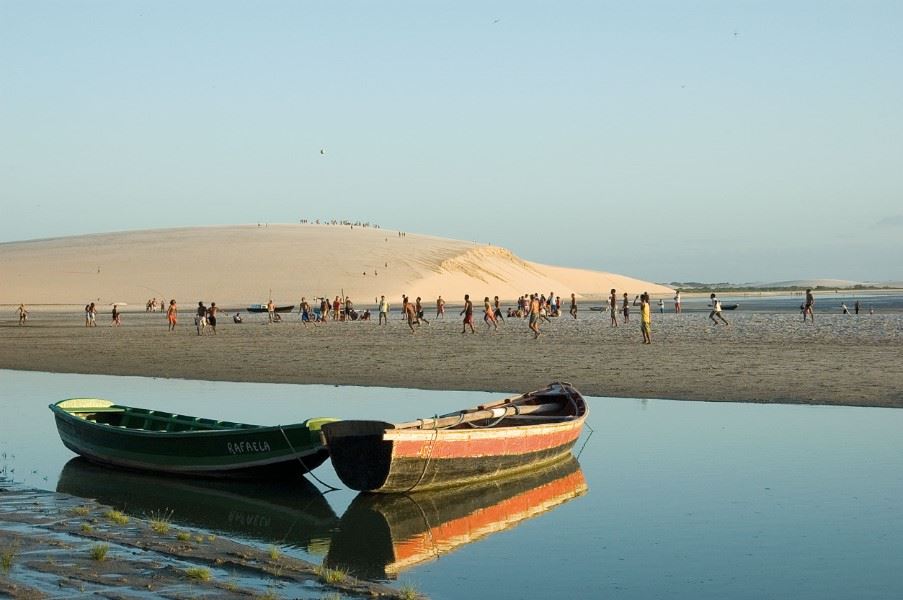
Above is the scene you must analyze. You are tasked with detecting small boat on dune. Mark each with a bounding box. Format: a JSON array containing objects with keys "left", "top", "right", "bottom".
[
  {"left": 49, "top": 398, "right": 336, "bottom": 479},
  {"left": 247, "top": 303, "right": 295, "bottom": 313},
  {"left": 321, "top": 382, "right": 588, "bottom": 493}
]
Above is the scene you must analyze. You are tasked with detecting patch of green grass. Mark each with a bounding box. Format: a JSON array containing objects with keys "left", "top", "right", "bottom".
[
  {"left": 268, "top": 545, "right": 280, "bottom": 560},
  {"left": 104, "top": 509, "right": 129, "bottom": 526},
  {"left": 183, "top": 566, "right": 212, "bottom": 582},
  {"left": 89, "top": 543, "right": 109, "bottom": 561},
  {"left": 399, "top": 583, "right": 420, "bottom": 600},
  {"left": 147, "top": 509, "right": 173, "bottom": 534},
  {"left": 316, "top": 565, "right": 348, "bottom": 584},
  {"left": 176, "top": 531, "right": 191, "bottom": 542},
  {"left": 1, "top": 545, "right": 17, "bottom": 572},
  {"left": 69, "top": 505, "right": 91, "bottom": 517},
  {"left": 80, "top": 523, "right": 93, "bottom": 533}
]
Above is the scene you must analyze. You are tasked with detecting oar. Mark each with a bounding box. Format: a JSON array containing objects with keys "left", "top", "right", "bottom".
[{"left": 397, "top": 401, "right": 564, "bottom": 430}]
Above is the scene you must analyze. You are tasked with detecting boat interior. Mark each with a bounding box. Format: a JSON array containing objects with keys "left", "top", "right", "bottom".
[{"left": 67, "top": 405, "right": 256, "bottom": 433}]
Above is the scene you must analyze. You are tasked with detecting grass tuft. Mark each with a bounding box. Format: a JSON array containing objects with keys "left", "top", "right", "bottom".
[
  {"left": 69, "top": 505, "right": 91, "bottom": 517},
  {"left": 89, "top": 543, "right": 109, "bottom": 561},
  {"left": 316, "top": 564, "right": 349, "bottom": 584},
  {"left": 80, "top": 523, "right": 93, "bottom": 533},
  {"left": 1, "top": 545, "right": 17, "bottom": 572},
  {"left": 183, "top": 566, "right": 212, "bottom": 582},
  {"left": 104, "top": 509, "right": 129, "bottom": 526},
  {"left": 268, "top": 545, "right": 280, "bottom": 560},
  {"left": 176, "top": 531, "right": 191, "bottom": 542},
  {"left": 399, "top": 583, "right": 420, "bottom": 600},
  {"left": 257, "top": 589, "right": 280, "bottom": 600},
  {"left": 147, "top": 509, "right": 173, "bottom": 534}
]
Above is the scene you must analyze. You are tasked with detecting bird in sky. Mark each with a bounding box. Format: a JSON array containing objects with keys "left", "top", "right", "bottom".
[{"left": 320, "top": 148, "right": 326, "bottom": 155}]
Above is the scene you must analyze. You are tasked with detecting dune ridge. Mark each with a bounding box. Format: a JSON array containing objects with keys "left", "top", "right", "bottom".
[{"left": 0, "top": 224, "right": 671, "bottom": 305}]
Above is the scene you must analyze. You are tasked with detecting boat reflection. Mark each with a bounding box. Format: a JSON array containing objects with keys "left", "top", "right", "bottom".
[
  {"left": 325, "top": 455, "right": 587, "bottom": 579},
  {"left": 56, "top": 458, "right": 337, "bottom": 554}
]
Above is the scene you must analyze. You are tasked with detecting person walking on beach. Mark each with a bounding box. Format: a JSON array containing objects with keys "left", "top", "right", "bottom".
[
  {"left": 378, "top": 295, "right": 389, "bottom": 325},
  {"left": 436, "top": 296, "right": 446, "bottom": 319},
  {"left": 267, "top": 299, "right": 276, "bottom": 323},
  {"left": 17, "top": 304, "right": 27, "bottom": 325},
  {"left": 640, "top": 293, "right": 652, "bottom": 344},
  {"left": 88, "top": 303, "right": 97, "bottom": 327},
  {"left": 196, "top": 301, "right": 208, "bottom": 335},
  {"left": 658, "top": 298, "right": 665, "bottom": 314},
  {"left": 609, "top": 289, "right": 618, "bottom": 327},
  {"left": 111, "top": 304, "right": 121, "bottom": 327},
  {"left": 85, "top": 304, "right": 91, "bottom": 327},
  {"left": 622, "top": 293, "right": 630, "bottom": 324},
  {"left": 206, "top": 302, "right": 220, "bottom": 334},
  {"left": 414, "top": 297, "right": 429, "bottom": 325},
  {"left": 803, "top": 289, "right": 815, "bottom": 323},
  {"left": 167, "top": 299, "right": 177, "bottom": 331},
  {"left": 299, "top": 298, "right": 312, "bottom": 325},
  {"left": 570, "top": 293, "right": 578, "bottom": 319},
  {"left": 709, "top": 293, "right": 729, "bottom": 325},
  {"left": 528, "top": 294, "right": 542, "bottom": 339},
  {"left": 461, "top": 294, "right": 475, "bottom": 334},
  {"left": 332, "top": 296, "right": 341, "bottom": 321},
  {"left": 401, "top": 295, "right": 409, "bottom": 320},
  {"left": 674, "top": 290, "right": 682, "bottom": 314},
  {"left": 854, "top": 300, "right": 861, "bottom": 315},
  {"left": 404, "top": 297, "right": 418, "bottom": 333},
  {"left": 841, "top": 303, "right": 851, "bottom": 315},
  {"left": 320, "top": 297, "right": 329, "bottom": 323},
  {"left": 483, "top": 297, "right": 498, "bottom": 331},
  {"left": 493, "top": 296, "right": 505, "bottom": 323}
]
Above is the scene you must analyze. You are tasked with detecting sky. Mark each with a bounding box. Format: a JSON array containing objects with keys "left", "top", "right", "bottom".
[{"left": 1, "top": 1, "right": 901, "bottom": 283}]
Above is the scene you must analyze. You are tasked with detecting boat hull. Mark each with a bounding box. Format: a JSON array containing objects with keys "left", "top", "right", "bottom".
[
  {"left": 50, "top": 401, "right": 332, "bottom": 479},
  {"left": 323, "top": 383, "right": 587, "bottom": 493},
  {"left": 246, "top": 304, "right": 295, "bottom": 313}
]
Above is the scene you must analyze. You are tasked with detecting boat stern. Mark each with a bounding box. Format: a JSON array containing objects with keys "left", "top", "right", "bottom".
[{"left": 321, "top": 421, "right": 394, "bottom": 492}]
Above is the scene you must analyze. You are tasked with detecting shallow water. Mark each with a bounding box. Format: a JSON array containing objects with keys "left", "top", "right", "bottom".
[{"left": 2, "top": 369, "right": 902, "bottom": 599}]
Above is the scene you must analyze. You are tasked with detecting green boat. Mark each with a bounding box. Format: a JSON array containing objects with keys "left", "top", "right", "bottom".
[{"left": 50, "top": 398, "right": 337, "bottom": 479}]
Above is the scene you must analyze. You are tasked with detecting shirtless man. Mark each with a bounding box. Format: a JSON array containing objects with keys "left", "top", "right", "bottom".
[
  {"left": 207, "top": 302, "right": 220, "bottom": 334},
  {"left": 460, "top": 294, "right": 475, "bottom": 334},
  {"left": 674, "top": 290, "right": 682, "bottom": 314},
  {"left": 493, "top": 296, "right": 504, "bottom": 323},
  {"left": 529, "top": 294, "right": 542, "bottom": 339},
  {"left": 415, "top": 297, "right": 429, "bottom": 324},
  {"left": 332, "top": 296, "right": 341, "bottom": 321},
  {"left": 404, "top": 297, "right": 418, "bottom": 333},
  {"left": 436, "top": 296, "right": 446, "bottom": 319},
  {"left": 570, "top": 293, "right": 578, "bottom": 319},
  {"left": 267, "top": 299, "right": 276, "bottom": 323},
  {"left": 17, "top": 304, "right": 27, "bottom": 325},
  {"left": 609, "top": 289, "right": 618, "bottom": 327}
]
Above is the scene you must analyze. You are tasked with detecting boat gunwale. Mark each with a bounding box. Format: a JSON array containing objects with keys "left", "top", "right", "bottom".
[{"left": 50, "top": 400, "right": 334, "bottom": 438}]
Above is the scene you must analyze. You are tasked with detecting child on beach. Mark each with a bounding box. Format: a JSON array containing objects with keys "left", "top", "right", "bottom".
[
  {"left": 622, "top": 293, "right": 630, "bottom": 324},
  {"left": 167, "top": 300, "right": 177, "bottom": 331}
]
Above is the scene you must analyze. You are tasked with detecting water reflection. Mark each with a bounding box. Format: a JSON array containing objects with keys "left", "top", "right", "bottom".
[
  {"left": 56, "top": 458, "right": 337, "bottom": 554},
  {"left": 326, "top": 455, "right": 587, "bottom": 579}
]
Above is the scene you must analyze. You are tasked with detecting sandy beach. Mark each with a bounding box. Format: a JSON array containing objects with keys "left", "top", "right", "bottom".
[{"left": 2, "top": 308, "right": 900, "bottom": 408}]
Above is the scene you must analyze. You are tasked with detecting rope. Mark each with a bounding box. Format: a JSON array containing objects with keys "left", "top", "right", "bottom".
[
  {"left": 404, "top": 421, "right": 440, "bottom": 493},
  {"left": 278, "top": 426, "right": 340, "bottom": 492}
]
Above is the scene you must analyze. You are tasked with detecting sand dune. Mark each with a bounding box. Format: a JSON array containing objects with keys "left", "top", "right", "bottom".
[{"left": 0, "top": 224, "right": 671, "bottom": 306}]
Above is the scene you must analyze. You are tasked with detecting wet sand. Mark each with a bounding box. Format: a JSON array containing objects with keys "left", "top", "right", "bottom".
[
  {"left": 2, "top": 308, "right": 901, "bottom": 407},
  {"left": 0, "top": 483, "right": 408, "bottom": 599}
]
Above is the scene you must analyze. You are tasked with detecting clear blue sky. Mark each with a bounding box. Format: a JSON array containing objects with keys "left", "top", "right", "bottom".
[{"left": 2, "top": 1, "right": 901, "bottom": 283}]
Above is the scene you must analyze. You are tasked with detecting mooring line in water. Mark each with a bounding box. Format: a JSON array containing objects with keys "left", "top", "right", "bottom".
[
  {"left": 575, "top": 422, "right": 594, "bottom": 460},
  {"left": 277, "top": 426, "right": 340, "bottom": 492}
]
